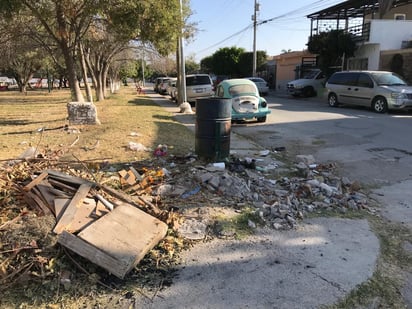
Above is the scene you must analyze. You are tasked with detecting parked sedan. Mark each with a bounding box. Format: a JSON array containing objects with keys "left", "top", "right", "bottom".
[
  {"left": 167, "top": 78, "right": 177, "bottom": 101},
  {"left": 158, "top": 78, "right": 171, "bottom": 95},
  {"left": 215, "top": 79, "right": 271, "bottom": 123},
  {"left": 244, "top": 77, "right": 269, "bottom": 96},
  {"left": 153, "top": 77, "right": 169, "bottom": 93}
]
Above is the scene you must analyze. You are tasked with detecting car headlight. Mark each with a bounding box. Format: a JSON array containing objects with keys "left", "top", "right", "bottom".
[
  {"left": 261, "top": 100, "right": 267, "bottom": 108},
  {"left": 294, "top": 84, "right": 304, "bottom": 89},
  {"left": 391, "top": 92, "right": 407, "bottom": 99}
]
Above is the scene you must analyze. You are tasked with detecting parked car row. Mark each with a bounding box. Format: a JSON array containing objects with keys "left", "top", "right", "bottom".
[
  {"left": 153, "top": 77, "right": 171, "bottom": 95},
  {"left": 156, "top": 74, "right": 271, "bottom": 122}
]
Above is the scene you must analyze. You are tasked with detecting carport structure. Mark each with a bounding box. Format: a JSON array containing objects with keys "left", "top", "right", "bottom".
[{"left": 307, "top": 0, "right": 412, "bottom": 41}]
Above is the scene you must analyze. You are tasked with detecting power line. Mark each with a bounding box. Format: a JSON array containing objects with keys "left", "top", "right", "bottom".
[
  {"left": 195, "top": 0, "right": 342, "bottom": 54},
  {"left": 196, "top": 23, "right": 254, "bottom": 54}
]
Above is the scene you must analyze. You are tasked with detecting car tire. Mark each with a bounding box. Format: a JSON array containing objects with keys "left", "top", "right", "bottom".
[
  {"left": 372, "top": 96, "right": 388, "bottom": 113},
  {"left": 257, "top": 116, "right": 266, "bottom": 123},
  {"left": 328, "top": 93, "right": 339, "bottom": 107}
]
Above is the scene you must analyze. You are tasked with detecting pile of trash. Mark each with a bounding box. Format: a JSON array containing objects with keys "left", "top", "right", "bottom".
[{"left": 0, "top": 148, "right": 372, "bottom": 294}]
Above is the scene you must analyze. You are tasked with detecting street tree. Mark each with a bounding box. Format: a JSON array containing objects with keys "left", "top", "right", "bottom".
[
  {"left": 0, "top": 15, "right": 50, "bottom": 92},
  {"left": 307, "top": 30, "right": 357, "bottom": 76},
  {"left": 185, "top": 54, "right": 200, "bottom": 74},
  {"left": 238, "top": 51, "right": 268, "bottom": 77},
  {"left": 204, "top": 47, "right": 246, "bottom": 77},
  {"left": 0, "top": 0, "right": 187, "bottom": 102}
]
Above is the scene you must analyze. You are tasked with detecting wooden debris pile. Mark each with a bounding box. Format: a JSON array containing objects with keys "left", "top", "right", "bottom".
[{"left": 1, "top": 164, "right": 181, "bottom": 283}]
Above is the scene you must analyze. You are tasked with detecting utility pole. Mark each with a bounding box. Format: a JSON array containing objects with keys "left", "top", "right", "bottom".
[
  {"left": 252, "top": 0, "right": 259, "bottom": 77},
  {"left": 178, "top": 0, "right": 187, "bottom": 105}
]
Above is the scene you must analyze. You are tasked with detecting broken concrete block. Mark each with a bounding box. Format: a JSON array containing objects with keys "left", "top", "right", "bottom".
[{"left": 295, "top": 154, "right": 315, "bottom": 165}]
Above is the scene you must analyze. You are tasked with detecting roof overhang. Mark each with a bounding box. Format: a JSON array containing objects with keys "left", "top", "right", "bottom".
[{"left": 307, "top": 0, "right": 412, "bottom": 20}]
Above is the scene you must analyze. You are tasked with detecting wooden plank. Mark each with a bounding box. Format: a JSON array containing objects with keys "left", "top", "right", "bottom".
[
  {"left": 78, "top": 203, "right": 168, "bottom": 278},
  {"left": 36, "top": 183, "right": 58, "bottom": 210},
  {"left": 53, "top": 183, "right": 92, "bottom": 234},
  {"left": 19, "top": 187, "right": 52, "bottom": 215},
  {"left": 68, "top": 197, "right": 96, "bottom": 233},
  {"left": 46, "top": 170, "right": 95, "bottom": 187},
  {"left": 39, "top": 183, "right": 71, "bottom": 198},
  {"left": 55, "top": 198, "right": 70, "bottom": 220},
  {"left": 58, "top": 231, "right": 130, "bottom": 279},
  {"left": 101, "top": 184, "right": 161, "bottom": 215},
  {"left": 30, "top": 187, "right": 54, "bottom": 215},
  {"left": 23, "top": 171, "right": 48, "bottom": 191},
  {"left": 48, "top": 179, "right": 78, "bottom": 194},
  {"left": 55, "top": 197, "right": 96, "bottom": 231}
]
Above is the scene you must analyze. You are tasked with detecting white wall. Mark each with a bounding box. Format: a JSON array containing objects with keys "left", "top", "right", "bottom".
[
  {"left": 350, "top": 20, "right": 412, "bottom": 71},
  {"left": 354, "top": 44, "right": 381, "bottom": 70},
  {"left": 369, "top": 20, "right": 412, "bottom": 50}
]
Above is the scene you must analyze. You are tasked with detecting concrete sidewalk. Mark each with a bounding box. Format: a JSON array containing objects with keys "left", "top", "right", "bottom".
[
  {"left": 136, "top": 88, "right": 381, "bottom": 309},
  {"left": 147, "top": 89, "right": 268, "bottom": 159}
]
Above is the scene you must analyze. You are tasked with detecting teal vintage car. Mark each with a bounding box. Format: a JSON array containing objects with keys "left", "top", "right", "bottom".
[{"left": 215, "top": 78, "right": 271, "bottom": 123}]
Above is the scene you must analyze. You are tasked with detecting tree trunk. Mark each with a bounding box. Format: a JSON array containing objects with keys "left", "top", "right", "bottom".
[
  {"left": 79, "top": 42, "right": 93, "bottom": 102},
  {"left": 102, "top": 64, "right": 109, "bottom": 98},
  {"left": 55, "top": 3, "right": 84, "bottom": 102},
  {"left": 96, "top": 68, "right": 105, "bottom": 101}
]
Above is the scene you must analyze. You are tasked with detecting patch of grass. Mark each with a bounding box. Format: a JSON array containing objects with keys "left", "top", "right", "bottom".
[
  {"left": 325, "top": 215, "right": 412, "bottom": 308},
  {"left": 212, "top": 207, "right": 264, "bottom": 239},
  {"left": 306, "top": 208, "right": 369, "bottom": 220},
  {"left": 0, "top": 87, "right": 194, "bottom": 163},
  {"left": 312, "top": 138, "right": 326, "bottom": 146}
]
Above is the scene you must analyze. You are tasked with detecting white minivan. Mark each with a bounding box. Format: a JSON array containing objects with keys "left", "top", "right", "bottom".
[{"left": 326, "top": 71, "right": 412, "bottom": 113}]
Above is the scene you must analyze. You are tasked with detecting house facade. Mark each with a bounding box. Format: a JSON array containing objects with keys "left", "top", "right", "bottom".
[
  {"left": 307, "top": 0, "right": 412, "bottom": 82},
  {"left": 272, "top": 51, "right": 317, "bottom": 91}
]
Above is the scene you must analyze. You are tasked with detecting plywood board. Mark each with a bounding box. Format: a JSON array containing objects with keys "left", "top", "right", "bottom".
[
  {"left": 58, "top": 231, "right": 130, "bottom": 279},
  {"left": 78, "top": 203, "right": 168, "bottom": 278}
]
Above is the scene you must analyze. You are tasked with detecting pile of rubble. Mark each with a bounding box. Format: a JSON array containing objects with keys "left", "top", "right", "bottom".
[
  {"left": 0, "top": 149, "right": 372, "bottom": 289},
  {"left": 157, "top": 153, "right": 371, "bottom": 234}
]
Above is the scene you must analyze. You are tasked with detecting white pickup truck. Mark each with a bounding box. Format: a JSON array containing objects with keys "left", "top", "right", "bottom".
[{"left": 286, "top": 69, "right": 326, "bottom": 97}]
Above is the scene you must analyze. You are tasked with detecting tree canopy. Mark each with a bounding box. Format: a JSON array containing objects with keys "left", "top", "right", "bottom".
[
  {"left": 200, "top": 47, "right": 267, "bottom": 77},
  {"left": 307, "top": 30, "right": 357, "bottom": 76},
  {"left": 0, "top": 0, "right": 189, "bottom": 101}
]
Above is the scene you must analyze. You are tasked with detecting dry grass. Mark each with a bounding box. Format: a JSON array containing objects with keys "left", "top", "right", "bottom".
[
  {"left": 0, "top": 86, "right": 194, "bottom": 164},
  {"left": 0, "top": 86, "right": 196, "bottom": 308}
]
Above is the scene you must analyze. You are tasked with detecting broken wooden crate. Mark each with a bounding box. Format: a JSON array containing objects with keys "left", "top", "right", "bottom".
[{"left": 21, "top": 169, "right": 168, "bottom": 279}]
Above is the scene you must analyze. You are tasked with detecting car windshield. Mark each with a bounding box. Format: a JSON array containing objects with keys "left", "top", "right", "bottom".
[
  {"left": 186, "top": 75, "right": 211, "bottom": 86},
  {"left": 249, "top": 78, "right": 264, "bottom": 83},
  {"left": 229, "top": 84, "right": 257, "bottom": 96},
  {"left": 302, "top": 70, "right": 320, "bottom": 79},
  {"left": 370, "top": 72, "right": 407, "bottom": 86}
]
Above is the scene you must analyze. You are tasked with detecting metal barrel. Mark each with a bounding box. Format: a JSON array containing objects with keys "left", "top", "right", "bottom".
[{"left": 195, "top": 97, "right": 232, "bottom": 161}]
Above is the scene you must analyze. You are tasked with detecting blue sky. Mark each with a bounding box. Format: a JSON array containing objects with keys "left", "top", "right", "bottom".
[{"left": 185, "top": 0, "right": 345, "bottom": 62}]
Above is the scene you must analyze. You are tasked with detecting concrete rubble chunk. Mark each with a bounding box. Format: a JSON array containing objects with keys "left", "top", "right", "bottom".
[
  {"left": 295, "top": 154, "right": 316, "bottom": 165},
  {"left": 173, "top": 154, "right": 372, "bottom": 231},
  {"left": 67, "top": 102, "right": 101, "bottom": 125}
]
